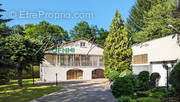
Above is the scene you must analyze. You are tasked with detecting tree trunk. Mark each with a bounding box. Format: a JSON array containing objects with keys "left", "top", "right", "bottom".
[
  {"left": 178, "top": 0, "right": 180, "bottom": 10},
  {"left": 17, "top": 68, "right": 23, "bottom": 87}
]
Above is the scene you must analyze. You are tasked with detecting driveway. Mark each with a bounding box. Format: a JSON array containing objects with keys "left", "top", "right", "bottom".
[{"left": 31, "top": 79, "right": 117, "bottom": 102}]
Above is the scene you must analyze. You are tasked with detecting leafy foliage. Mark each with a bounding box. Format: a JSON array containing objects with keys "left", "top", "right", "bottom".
[
  {"left": 103, "top": 10, "right": 132, "bottom": 78},
  {"left": 70, "top": 21, "right": 92, "bottom": 39},
  {"left": 0, "top": 4, "right": 12, "bottom": 24},
  {"left": 136, "top": 97, "right": 161, "bottom": 102},
  {"left": 138, "top": 71, "right": 150, "bottom": 90},
  {"left": 169, "top": 62, "right": 180, "bottom": 100},
  {"left": 118, "top": 96, "right": 135, "bottom": 102},
  {"left": 1, "top": 35, "right": 45, "bottom": 86},
  {"left": 126, "top": 0, "right": 166, "bottom": 43},
  {"left": 70, "top": 21, "right": 109, "bottom": 45},
  {"left": 24, "top": 21, "right": 69, "bottom": 45},
  {"left": 112, "top": 77, "right": 134, "bottom": 98},
  {"left": 126, "top": 0, "right": 178, "bottom": 44},
  {"left": 133, "top": 1, "right": 177, "bottom": 43},
  {"left": 109, "top": 71, "right": 120, "bottom": 80},
  {"left": 0, "top": 23, "right": 12, "bottom": 38},
  {"left": 0, "top": 4, "right": 12, "bottom": 38}
]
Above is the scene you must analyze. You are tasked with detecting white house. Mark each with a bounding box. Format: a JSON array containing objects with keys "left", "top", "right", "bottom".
[
  {"left": 40, "top": 38, "right": 105, "bottom": 82},
  {"left": 132, "top": 34, "right": 180, "bottom": 86}
]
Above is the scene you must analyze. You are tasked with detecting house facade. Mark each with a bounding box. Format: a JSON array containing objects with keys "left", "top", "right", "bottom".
[
  {"left": 132, "top": 34, "right": 180, "bottom": 86},
  {"left": 40, "top": 38, "right": 105, "bottom": 82}
]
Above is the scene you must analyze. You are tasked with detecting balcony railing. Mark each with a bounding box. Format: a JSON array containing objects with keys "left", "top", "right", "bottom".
[
  {"left": 42, "top": 62, "right": 104, "bottom": 67},
  {"left": 42, "top": 54, "right": 104, "bottom": 67}
]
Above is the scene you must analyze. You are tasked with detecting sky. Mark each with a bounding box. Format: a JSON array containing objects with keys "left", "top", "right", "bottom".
[{"left": 1, "top": 0, "right": 135, "bottom": 31}]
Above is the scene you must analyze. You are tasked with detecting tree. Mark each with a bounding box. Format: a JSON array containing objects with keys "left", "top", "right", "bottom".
[
  {"left": 24, "top": 21, "right": 69, "bottom": 45},
  {"left": 1, "top": 35, "right": 45, "bottom": 86},
  {"left": 0, "top": 4, "right": 12, "bottom": 24},
  {"left": 103, "top": 10, "right": 132, "bottom": 78},
  {"left": 132, "top": 0, "right": 178, "bottom": 43},
  {"left": 0, "top": 23, "right": 12, "bottom": 38},
  {"left": 70, "top": 21, "right": 109, "bottom": 45},
  {"left": 70, "top": 21, "right": 93, "bottom": 39},
  {"left": 0, "top": 3, "right": 12, "bottom": 37},
  {"left": 126, "top": 0, "right": 169, "bottom": 44},
  {"left": 0, "top": 38, "right": 15, "bottom": 84},
  {"left": 12, "top": 25, "right": 25, "bottom": 35},
  {"left": 95, "top": 28, "right": 109, "bottom": 46}
]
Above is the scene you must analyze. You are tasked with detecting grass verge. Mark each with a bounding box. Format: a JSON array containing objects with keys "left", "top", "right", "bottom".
[{"left": 0, "top": 79, "right": 62, "bottom": 102}]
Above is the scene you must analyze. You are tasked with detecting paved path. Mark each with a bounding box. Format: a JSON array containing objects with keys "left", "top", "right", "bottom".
[{"left": 30, "top": 79, "right": 116, "bottom": 102}]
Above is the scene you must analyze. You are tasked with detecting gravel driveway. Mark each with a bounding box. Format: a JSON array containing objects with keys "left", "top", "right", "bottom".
[{"left": 30, "top": 79, "right": 117, "bottom": 102}]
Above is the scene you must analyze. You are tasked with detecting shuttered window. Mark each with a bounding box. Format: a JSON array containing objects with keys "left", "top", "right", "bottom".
[{"left": 133, "top": 54, "right": 148, "bottom": 64}]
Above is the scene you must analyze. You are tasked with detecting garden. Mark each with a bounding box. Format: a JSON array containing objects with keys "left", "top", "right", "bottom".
[{"left": 110, "top": 62, "right": 180, "bottom": 102}]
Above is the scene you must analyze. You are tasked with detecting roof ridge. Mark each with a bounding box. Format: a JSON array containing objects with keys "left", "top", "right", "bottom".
[{"left": 45, "top": 37, "right": 104, "bottom": 50}]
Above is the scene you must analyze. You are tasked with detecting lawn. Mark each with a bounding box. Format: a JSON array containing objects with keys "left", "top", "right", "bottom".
[{"left": 0, "top": 79, "right": 62, "bottom": 102}]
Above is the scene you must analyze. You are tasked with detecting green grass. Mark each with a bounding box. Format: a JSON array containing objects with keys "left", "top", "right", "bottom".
[{"left": 0, "top": 79, "right": 62, "bottom": 102}]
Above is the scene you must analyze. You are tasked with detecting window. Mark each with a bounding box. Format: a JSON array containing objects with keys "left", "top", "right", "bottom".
[
  {"left": 74, "top": 55, "right": 80, "bottom": 66},
  {"left": 133, "top": 54, "right": 148, "bottom": 64},
  {"left": 44, "top": 54, "right": 57, "bottom": 66},
  {"left": 80, "top": 42, "right": 86, "bottom": 47},
  {"left": 60, "top": 55, "right": 68, "bottom": 66},
  {"left": 99, "top": 56, "right": 104, "bottom": 66},
  {"left": 93, "top": 56, "right": 98, "bottom": 66},
  {"left": 68, "top": 55, "right": 73, "bottom": 66}
]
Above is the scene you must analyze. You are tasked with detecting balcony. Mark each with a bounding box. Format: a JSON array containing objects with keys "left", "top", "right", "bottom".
[{"left": 41, "top": 54, "right": 104, "bottom": 67}]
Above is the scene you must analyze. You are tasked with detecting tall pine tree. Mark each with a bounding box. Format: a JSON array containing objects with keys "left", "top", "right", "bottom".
[
  {"left": 133, "top": 0, "right": 179, "bottom": 43},
  {"left": 126, "top": 0, "right": 166, "bottom": 44},
  {"left": 103, "top": 10, "right": 132, "bottom": 78},
  {"left": 0, "top": 3, "right": 12, "bottom": 37}
]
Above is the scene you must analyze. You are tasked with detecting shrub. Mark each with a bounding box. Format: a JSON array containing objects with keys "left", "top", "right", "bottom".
[
  {"left": 112, "top": 77, "right": 134, "bottom": 98},
  {"left": 109, "top": 71, "right": 119, "bottom": 80},
  {"left": 125, "top": 74, "right": 140, "bottom": 91},
  {"left": 136, "top": 91, "right": 149, "bottom": 98},
  {"left": 169, "top": 62, "right": 180, "bottom": 101},
  {"left": 138, "top": 71, "right": 150, "bottom": 90},
  {"left": 148, "top": 87, "right": 176, "bottom": 98},
  {"left": 118, "top": 96, "right": 136, "bottom": 102},
  {"left": 149, "top": 72, "right": 160, "bottom": 89},
  {"left": 120, "top": 69, "right": 132, "bottom": 77},
  {"left": 136, "top": 97, "right": 161, "bottom": 102}
]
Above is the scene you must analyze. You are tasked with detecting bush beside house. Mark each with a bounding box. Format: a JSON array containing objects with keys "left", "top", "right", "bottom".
[
  {"left": 111, "top": 70, "right": 177, "bottom": 102},
  {"left": 137, "top": 71, "right": 150, "bottom": 91},
  {"left": 169, "top": 62, "right": 180, "bottom": 101},
  {"left": 112, "top": 77, "right": 134, "bottom": 98}
]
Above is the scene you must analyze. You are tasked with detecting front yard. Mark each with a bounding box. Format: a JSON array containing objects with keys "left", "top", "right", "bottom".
[{"left": 0, "top": 79, "right": 62, "bottom": 102}]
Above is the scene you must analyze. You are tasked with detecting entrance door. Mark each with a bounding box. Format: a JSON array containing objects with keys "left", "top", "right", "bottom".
[
  {"left": 92, "top": 69, "right": 104, "bottom": 79},
  {"left": 67, "top": 69, "right": 83, "bottom": 80}
]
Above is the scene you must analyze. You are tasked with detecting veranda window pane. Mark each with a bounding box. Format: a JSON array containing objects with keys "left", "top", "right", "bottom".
[
  {"left": 68, "top": 55, "right": 73, "bottom": 66},
  {"left": 74, "top": 55, "right": 80, "bottom": 66}
]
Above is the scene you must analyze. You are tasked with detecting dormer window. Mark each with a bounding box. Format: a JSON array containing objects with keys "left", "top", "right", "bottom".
[{"left": 80, "top": 42, "right": 86, "bottom": 47}]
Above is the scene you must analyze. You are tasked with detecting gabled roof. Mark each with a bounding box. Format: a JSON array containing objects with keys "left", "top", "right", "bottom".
[{"left": 45, "top": 37, "right": 104, "bottom": 50}]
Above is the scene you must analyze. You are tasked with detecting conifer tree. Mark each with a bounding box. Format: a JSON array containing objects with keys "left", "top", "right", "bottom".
[
  {"left": 133, "top": 0, "right": 179, "bottom": 43},
  {"left": 126, "top": 0, "right": 167, "bottom": 44},
  {"left": 103, "top": 10, "right": 132, "bottom": 78}
]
